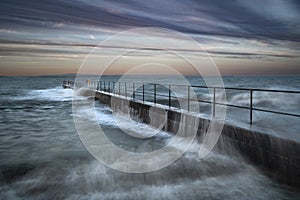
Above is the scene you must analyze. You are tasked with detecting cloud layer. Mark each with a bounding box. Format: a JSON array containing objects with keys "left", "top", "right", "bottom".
[{"left": 0, "top": 0, "right": 299, "bottom": 75}]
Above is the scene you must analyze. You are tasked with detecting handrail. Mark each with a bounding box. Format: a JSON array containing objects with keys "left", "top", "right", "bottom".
[{"left": 64, "top": 80, "right": 300, "bottom": 125}]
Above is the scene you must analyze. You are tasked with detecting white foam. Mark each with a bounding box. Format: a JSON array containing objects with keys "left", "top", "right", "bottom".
[
  {"left": 112, "top": 113, "right": 171, "bottom": 138},
  {"left": 229, "top": 89, "right": 300, "bottom": 111},
  {"left": 13, "top": 87, "right": 87, "bottom": 102},
  {"left": 74, "top": 103, "right": 172, "bottom": 139}
]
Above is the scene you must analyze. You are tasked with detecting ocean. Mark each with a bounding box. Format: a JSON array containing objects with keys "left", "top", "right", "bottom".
[{"left": 0, "top": 75, "right": 299, "bottom": 199}]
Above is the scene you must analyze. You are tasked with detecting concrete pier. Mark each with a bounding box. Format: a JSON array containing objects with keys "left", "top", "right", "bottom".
[{"left": 93, "top": 90, "right": 300, "bottom": 188}]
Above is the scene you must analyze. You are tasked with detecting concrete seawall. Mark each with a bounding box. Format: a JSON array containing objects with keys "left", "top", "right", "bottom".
[{"left": 94, "top": 90, "right": 300, "bottom": 188}]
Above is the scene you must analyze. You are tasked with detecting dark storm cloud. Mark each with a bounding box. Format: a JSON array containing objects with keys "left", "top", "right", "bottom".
[
  {"left": 0, "top": 0, "right": 169, "bottom": 31},
  {"left": 1, "top": 0, "right": 299, "bottom": 41}
]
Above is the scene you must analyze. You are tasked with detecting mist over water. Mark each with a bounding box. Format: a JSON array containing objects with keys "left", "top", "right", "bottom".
[{"left": 0, "top": 75, "right": 299, "bottom": 199}]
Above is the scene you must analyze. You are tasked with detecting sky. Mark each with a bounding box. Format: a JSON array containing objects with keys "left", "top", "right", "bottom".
[{"left": 0, "top": 0, "right": 299, "bottom": 76}]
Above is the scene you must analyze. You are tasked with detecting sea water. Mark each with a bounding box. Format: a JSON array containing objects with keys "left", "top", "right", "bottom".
[{"left": 0, "top": 75, "right": 299, "bottom": 199}]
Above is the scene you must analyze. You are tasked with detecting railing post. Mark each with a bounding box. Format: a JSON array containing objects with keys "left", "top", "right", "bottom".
[
  {"left": 133, "top": 83, "right": 135, "bottom": 100},
  {"left": 169, "top": 85, "right": 171, "bottom": 108},
  {"left": 110, "top": 82, "right": 112, "bottom": 93},
  {"left": 100, "top": 81, "right": 102, "bottom": 91},
  {"left": 108, "top": 81, "right": 111, "bottom": 93},
  {"left": 154, "top": 84, "right": 157, "bottom": 104},
  {"left": 119, "top": 82, "right": 121, "bottom": 95},
  {"left": 113, "top": 82, "right": 115, "bottom": 95},
  {"left": 188, "top": 86, "right": 190, "bottom": 112},
  {"left": 250, "top": 89, "right": 253, "bottom": 125},
  {"left": 104, "top": 81, "right": 106, "bottom": 92},
  {"left": 125, "top": 82, "right": 127, "bottom": 97},
  {"left": 213, "top": 87, "right": 216, "bottom": 117},
  {"left": 143, "top": 83, "right": 145, "bottom": 102}
]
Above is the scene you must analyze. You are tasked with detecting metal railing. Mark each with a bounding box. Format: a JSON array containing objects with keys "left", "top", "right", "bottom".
[{"left": 66, "top": 80, "right": 300, "bottom": 125}]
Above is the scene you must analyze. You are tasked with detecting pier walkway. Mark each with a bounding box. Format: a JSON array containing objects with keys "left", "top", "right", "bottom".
[{"left": 64, "top": 80, "right": 300, "bottom": 188}]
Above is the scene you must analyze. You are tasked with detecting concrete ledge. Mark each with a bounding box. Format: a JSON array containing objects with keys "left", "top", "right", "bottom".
[{"left": 94, "top": 91, "right": 300, "bottom": 188}]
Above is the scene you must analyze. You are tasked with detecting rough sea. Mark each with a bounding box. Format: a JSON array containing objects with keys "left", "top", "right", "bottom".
[{"left": 0, "top": 75, "right": 299, "bottom": 199}]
